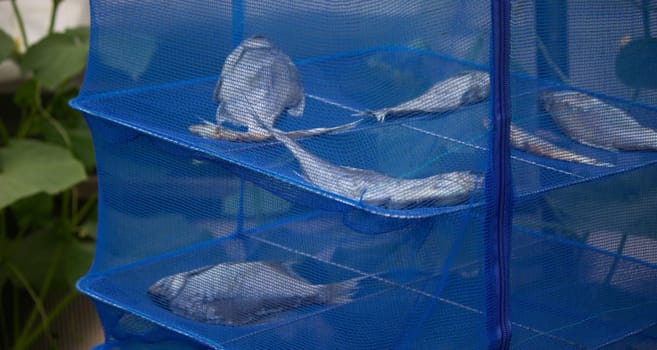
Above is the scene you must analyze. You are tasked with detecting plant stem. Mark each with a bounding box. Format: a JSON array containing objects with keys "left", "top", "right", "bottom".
[
  {"left": 12, "top": 285, "right": 19, "bottom": 343},
  {"left": 44, "top": 110, "right": 72, "bottom": 148},
  {"left": 0, "top": 210, "right": 6, "bottom": 242},
  {"left": 20, "top": 290, "right": 77, "bottom": 350},
  {"left": 0, "top": 285, "right": 9, "bottom": 350},
  {"left": 72, "top": 192, "right": 98, "bottom": 227},
  {"left": 61, "top": 190, "right": 71, "bottom": 222},
  {"left": 15, "top": 114, "right": 34, "bottom": 139},
  {"left": 48, "top": 0, "right": 63, "bottom": 35},
  {"left": 34, "top": 81, "right": 72, "bottom": 148},
  {"left": 71, "top": 188, "right": 79, "bottom": 222},
  {"left": 19, "top": 244, "right": 64, "bottom": 342},
  {"left": 7, "top": 262, "right": 57, "bottom": 350},
  {"left": 10, "top": 0, "right": 29, "bottom": 51}
]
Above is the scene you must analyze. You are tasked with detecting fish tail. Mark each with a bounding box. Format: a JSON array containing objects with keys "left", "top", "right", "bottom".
[
  {"left": 352, "top": 109, "right": 388, "bottom": 122},
  {"left": 285, "top": 120, "right": 361, "bottom": 138},
  {"left": 320, "top": 277, "right": 362, "bottom": 305},
  {"left": 641, "top": 135, "right": 657, "bottom": 151},
  {"left": 189, "top": 120, "right": 220, "bottom": 138},
  {"left": 371, "top": 110, "right": 389, "bottom": 122},
  {"left": 189, "top": 123, "right": 269, "bottom": 142}
]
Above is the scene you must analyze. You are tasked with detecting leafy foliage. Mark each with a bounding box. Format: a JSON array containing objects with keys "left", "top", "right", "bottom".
[
  {"left": 0, "top": 29, "right": 16, "bottom": 62},
  {"left": 0, "top": 2, "right": 95, "bottom": 349},
  {"left": 21, "top": 28, "right": 90, "bottom": 90},
  {"left": 0, "top": 139, "right": 86, "bottom": 208}
]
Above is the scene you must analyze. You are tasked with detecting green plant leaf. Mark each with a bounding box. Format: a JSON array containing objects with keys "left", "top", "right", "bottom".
[
  {"left": 69, "top": 126, "right": 96, "bottom": 170},
  {"left": 13, "top": 79, "right": 40, "bottom": 114},
  {"left": 6, "top": 229, "right": 71, "bottom": 292},
  {"left": 10, "top": 231, "right": 96, "bottom": 292},
  {"left": 10, "top": 193, "right": 54, "bottom": 232},
  {"left": 20, "top": 27, "right": 89, "bottom": 90},
  {"left": 0, "top": 139, "right": 86, "bottom": 209},
  {"left": 4, "top": 232, "right": 90, "bottom": 297},
  {"left": 0, "top": 29, "right": 15, "bottom": 62},
  {"left": 47, "top": 86, "right": 83, "bottom": 124},
  {"left": 63, "top": 238, "right": 94, "bottom": 286}
]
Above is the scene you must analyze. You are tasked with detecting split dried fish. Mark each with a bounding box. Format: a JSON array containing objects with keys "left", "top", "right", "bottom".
[{"left": 190, "top": 35, "right": 356, "bottom": 141}]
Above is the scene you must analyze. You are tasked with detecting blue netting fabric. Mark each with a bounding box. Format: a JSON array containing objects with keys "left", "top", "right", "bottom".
[
  {"left": 71, "top": 0, "right": 657, "bottom": 349},
  {"left": 507, "top": 1, "right": 657, "bottom": 348}
]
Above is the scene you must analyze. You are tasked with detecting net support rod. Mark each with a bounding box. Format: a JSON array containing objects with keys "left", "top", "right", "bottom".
[{"left": 231, "top": 0, "right": 245, "bottom": 47}]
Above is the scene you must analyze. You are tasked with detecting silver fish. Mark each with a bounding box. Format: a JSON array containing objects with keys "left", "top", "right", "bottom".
[
  {"left": 148, "top": 261, "right": 361, "bottom": 326},
  {"left": 510, "top": 123, "right": 613, "bottom": 167},
  {"left": 266, "top": 127, "right": 480, "bottom": 209},
  {"left": 355, "top": 70, "right": 490, "bottom": 122},
  {"left": 542, "top": 90, "right": 657, "bottom": 151},
  {"left": 190, "top": 35, "right": 354, "bottom": 141},
  {"left": 190, "top": 119, "right": 360, "bottom": 142}
]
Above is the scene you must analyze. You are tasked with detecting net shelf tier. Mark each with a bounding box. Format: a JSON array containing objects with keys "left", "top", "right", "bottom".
[
  {"left": 71, "top": 49, "right": 657, "bottom": 219},
  {"left": 77, "top": 201, "right": 657, "bottom": 349}
]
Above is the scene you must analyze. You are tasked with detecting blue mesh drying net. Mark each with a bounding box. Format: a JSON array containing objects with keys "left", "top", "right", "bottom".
[{"left": 71, "top": 0, "right": 657, "bottom": 348}]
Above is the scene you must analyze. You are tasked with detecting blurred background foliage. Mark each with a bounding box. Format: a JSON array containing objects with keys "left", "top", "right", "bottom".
[{"left": 0, "top": 0, "right": 97, "bottom": 349}]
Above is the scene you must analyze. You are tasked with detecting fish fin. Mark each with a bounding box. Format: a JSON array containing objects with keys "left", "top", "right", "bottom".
[
  {"left": 292, "top": 169, "right": 312, "bottom": 183},
  {"left": 287, "top": 95, "right": 305, "bottom": 117},
  {"left": 214, "top": 103, "right": 231, "bottom": 124},
  {"left": 189, "top": 122, "right": 268, "bottom": 142},
  {"left": 314, "top": 246, "right": 337, "bottom": 263},
  {"left": 320, "top": 277, "right": 363, "bottom": 305},
  {"left": 189, "top": 121, "right": 220, "bottom": 139},
  {"left": 262, "top": 261, "right": 304, "bottom": 279},
  {"left": 213, "top": 78, "right": 223, "bottom": 101},
  {"left": 186, "top": 264, "right": 217, "bottom": 276},
  {"left": 372, "top": 110, "right": 389, "bottom": 122},
  {"left": 460, "top": 87, "right": 482, "bottom": 105}
]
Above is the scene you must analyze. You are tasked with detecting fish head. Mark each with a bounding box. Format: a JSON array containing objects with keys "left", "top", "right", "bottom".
[
  {"left": 147, "top": 273, "right": 188, "bottom": 309},
  {"left": 540, "top": 90, "right": 580, "bottom": 114},
  {"left": 386, "top": 171, "right": 480, "bottom": 208},
  {"left": 540, "top": 90, "right": 558, "bottom": 113},
  {"left": 242, "top": 35, "right": 275, "bottom": 50},
  {"left": 460, "top": 71, "right": 491, "bottom": 105},
  {"left": 427, "top": 171, "right": 481, "bottom": 201},
  {"left": 437, "top": 171, "right": 479, "bottom": 189}
]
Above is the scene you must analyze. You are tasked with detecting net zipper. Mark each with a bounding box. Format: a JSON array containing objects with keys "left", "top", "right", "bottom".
[{"left": 488, "top": 0, "right": 513, "bottom": 348}]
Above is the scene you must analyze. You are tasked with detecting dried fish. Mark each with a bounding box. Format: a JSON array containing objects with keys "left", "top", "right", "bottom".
[
  {"left": 542, "top": 90, "right": 657, "bottom": 151},
  {"left": 149, "top": 261, "right": 361, "bottom": 326},
  {"left": 355, "top": 70, "right": 490, "bottom": 122}
]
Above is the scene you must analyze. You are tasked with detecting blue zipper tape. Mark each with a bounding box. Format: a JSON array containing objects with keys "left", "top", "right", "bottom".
[{"left": 485, "top": 0, "right": 513, "bottom": 349}]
